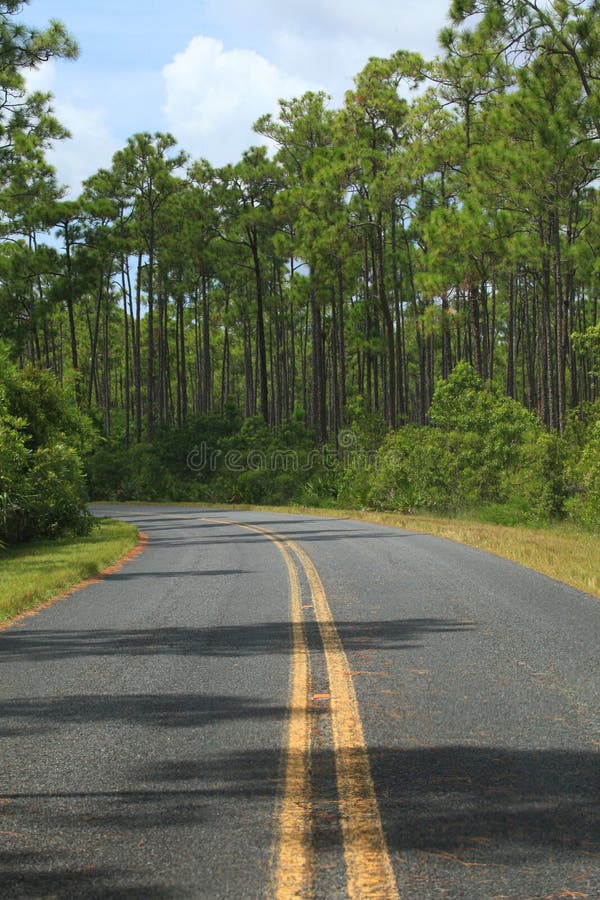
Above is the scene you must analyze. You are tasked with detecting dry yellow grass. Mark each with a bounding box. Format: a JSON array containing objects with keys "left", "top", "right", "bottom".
[{"left": 237, "top": 505, "right": 600, "bottom": 601}]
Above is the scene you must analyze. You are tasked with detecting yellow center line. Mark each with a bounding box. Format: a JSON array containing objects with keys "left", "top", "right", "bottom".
[
  {"left": 201, "top": 517, "right": 312, "bottom": 899},
  {"left": 202, "top": 516, "right": 399, "bottom": 899},
  {"left": 289, "top": 540, "right": 398, "bottom": 900}
]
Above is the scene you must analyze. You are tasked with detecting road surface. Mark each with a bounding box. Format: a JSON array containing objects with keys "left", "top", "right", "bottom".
[{"left": 1, "top": 505, "right": 599, "bottom": 898}]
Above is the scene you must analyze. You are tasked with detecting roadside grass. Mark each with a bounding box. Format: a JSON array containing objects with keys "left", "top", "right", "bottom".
[{"left": 0, "top": 519, "right": 139, "bottom": 626}]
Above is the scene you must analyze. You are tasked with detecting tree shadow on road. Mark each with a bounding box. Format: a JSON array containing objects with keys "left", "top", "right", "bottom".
[
  {"left": 0, "top": 691, "right": 292, "bottom": 738},
  {"left": 0, "top": 617, "right": 474, "bottom": 664},
  {"left": 2, "top": 743, "right": 598, "bottom": 897}
]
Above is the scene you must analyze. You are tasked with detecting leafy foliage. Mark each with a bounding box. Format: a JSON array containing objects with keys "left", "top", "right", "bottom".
[
  {"left": 0, "top": 352, "right": 91, "bottom": 544},
  {"left": 317, "top": 364, "right": 594, "bottom": 526},
  {"left": 566, "top": 421, "right": 600, "bottom": 531},
  {"left": 86, "top": 408, "right": 318, "bottom": 506},
  {"left": 84, "top": 363, "right": 599, "bottom": 533}
]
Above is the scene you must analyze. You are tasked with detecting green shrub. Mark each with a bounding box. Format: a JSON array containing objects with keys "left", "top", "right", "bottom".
[
  {"left": 0, "top": 427, "right": 91, "bottom": 544},
  {"left": 1, "top": 358, "right": 90, "bottom": 451},
  {"left": 346, "top": 397, "right": 388, "bottom": 451},
  {"left": 338, "top": 365, "right": 543, "bottom": 517},
  {"left": 517, "top": 432, "right": 569, "bottom": 523},
  {"left": 429, "top": 363, "right": 538, "bottom": 462},
  {"left": 565, "top": 421, "right": 600, "bottom": 531},
  {"left": 85, "top": 444, "right": 133, "bottom": 500},
  {"left": 0, "top": 352, "right": 92, "bottom": 544},
  {"left": 297, "top": 468, "right": 341, "bottom": 508},
  {"left": 27, "top": 444, "right": 92, "bottom": 539},
  {"left": 366, "top": 427, "right": 466, "bottom": 512},
  {"left": 336, "top": 456, "right": 375, "bottom": 508},
  {"left": 0, "top": 412, "right": 30, "bottom": 542},
  {"left": 85, "top": 409, "right": 318, "bottom": 506}
]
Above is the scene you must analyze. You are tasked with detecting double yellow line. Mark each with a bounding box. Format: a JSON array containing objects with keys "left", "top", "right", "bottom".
[{"left": 204, "top": 518, "right": 398, "bottom": 899}]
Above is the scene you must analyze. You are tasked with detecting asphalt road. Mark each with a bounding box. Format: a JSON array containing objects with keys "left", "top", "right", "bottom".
[{"left": 1, "top": 505, "right": 599, "bottom": 899}]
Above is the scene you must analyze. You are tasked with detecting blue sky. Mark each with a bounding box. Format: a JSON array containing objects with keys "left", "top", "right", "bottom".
[{"left": 22, "top": 0, "right": 451, "bottom": 193}]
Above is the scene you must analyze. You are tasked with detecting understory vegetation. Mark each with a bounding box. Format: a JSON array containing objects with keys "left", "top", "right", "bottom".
[
  {"left": 0, "top": 1, "right": 599, "bottom": 546},
  {"left": 86, "top": 362, "right": 600, "bottom": 532},
  {"left": 0, "top": 350, "right": 92, "bottom": 543}
]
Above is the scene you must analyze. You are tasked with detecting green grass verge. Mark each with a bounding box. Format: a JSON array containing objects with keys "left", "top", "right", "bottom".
[{"left": 0, "top": 519, "right": 139, "bottom": 626}]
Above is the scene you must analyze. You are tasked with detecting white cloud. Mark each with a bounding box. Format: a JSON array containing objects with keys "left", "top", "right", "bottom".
[
  {"left": 272, "top": 30, "right": 389, "bottom": 100},
  {"left": 24, "top": 61, "right": 55, "bottom": 95},
  {"left": 162, "top": 35, "right": 317, "bottom": 165},
  {"left": 23, "top": 59, "right": 118, "bottom": 195},
  {"left": 204, "top": 0, "right": 449, "bottom": 65},
  {"left": 195, "top": 0, "right": 449, "bottom": 111},
  {"left": 47, "top": 102, "right": 119, "bottom": 197}
]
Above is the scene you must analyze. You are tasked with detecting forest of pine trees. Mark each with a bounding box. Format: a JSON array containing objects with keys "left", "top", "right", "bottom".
[{"left": 1, "top": 0, "right": 600, "bottom": 541}]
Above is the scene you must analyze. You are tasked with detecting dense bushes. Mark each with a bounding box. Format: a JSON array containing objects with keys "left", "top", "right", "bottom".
[
  {"left": 339, "top": 364, "right": 545, "bottom": 518},
  {"left": 0, "top": 354, "right": 92, "bottom": 544},
  {"left": 86, "top": 406, "right": 318, "bottom": 505},
  {"left": 299, "top": 364, "right": 598, "bottom": 529},
  {"left": 565, "top": 420, "right": 600, "bottom": 531},
  {"left": 84, "top": 364, "right": 599, "bottom": 532}
]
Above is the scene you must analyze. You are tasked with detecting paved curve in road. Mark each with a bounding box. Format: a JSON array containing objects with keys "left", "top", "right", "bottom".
[{"left": 1, "top": 506, "right": 599, "bottom": 899}]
